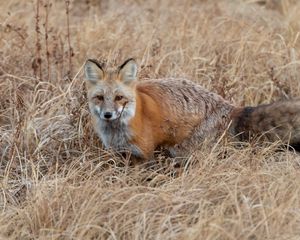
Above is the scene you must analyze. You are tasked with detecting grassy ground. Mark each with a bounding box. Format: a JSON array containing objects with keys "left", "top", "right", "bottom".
[{"left": 1, "top": 0, "right": 300, "bottom": 239}]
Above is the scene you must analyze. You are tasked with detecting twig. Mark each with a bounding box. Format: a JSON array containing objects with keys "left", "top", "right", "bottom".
[
  {"left": 35, "top": 0, "right": 42, "bottom": 81},
  {"left": 44, "top": 0, "right": 51, "bottom": 82},
  {"left": 65, "top": 0, "right": 72, "bottom": 78}
]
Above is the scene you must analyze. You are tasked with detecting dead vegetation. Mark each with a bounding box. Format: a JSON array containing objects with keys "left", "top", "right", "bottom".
[{"left": 1, "top": 0, "right": 300, "bottom": 239}]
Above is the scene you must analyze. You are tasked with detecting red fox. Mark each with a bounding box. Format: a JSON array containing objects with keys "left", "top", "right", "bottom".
[{"left": 84, "top": 58, "right": 300, "bottom": 159}]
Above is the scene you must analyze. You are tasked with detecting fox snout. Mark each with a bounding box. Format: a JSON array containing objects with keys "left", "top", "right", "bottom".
[
  {"left": 100, "top": 109, "right": 120, "bottom": 121},
  {"left": 101, "top": 112, "right": 118, "bottom": 121},
  {"left": 103, "top": 112, "right": 113, "bottom": 119},
  {"left": 94, "top": 106, "right": 121, "bottom": 121}
]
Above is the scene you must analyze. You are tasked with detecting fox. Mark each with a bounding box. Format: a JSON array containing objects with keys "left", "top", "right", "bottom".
[{"left": 84, "top": 58, "right": 300, "bottom": 160}]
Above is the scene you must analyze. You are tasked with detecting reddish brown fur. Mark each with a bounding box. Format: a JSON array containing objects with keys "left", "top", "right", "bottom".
[{"left": 128, "top": 85, "right": 201, "bottom": 158}]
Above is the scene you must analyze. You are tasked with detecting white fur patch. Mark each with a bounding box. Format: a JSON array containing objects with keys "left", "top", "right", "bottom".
[{"left": 120, "top": 101, "right": 136, "bottom": 124}]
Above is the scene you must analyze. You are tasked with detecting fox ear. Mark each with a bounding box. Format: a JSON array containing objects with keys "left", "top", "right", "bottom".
[
  {"left": 118, "top": 58, "right": 138, "bottom": 84},
  {"left": 84, "top": 59, "right": 104, "bottom": 84}
]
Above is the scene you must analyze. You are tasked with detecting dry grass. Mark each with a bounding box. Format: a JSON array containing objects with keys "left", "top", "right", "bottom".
[{"left": 1, "top": 0, "right": 300, "bottom": 239}]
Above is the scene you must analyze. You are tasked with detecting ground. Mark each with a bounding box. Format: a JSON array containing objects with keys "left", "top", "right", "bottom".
[{"left": 1, "top": 0, "right": 300, "bottom": 239}]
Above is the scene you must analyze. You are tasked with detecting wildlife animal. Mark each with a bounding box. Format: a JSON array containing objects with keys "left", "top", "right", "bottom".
[{"left": 84, "top": 58, "right": 300, "bottom": 160}]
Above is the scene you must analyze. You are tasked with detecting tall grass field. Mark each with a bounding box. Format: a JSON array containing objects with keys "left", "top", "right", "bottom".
[{"left": 1, "top": 0, "right": 300, "bottom": 239}]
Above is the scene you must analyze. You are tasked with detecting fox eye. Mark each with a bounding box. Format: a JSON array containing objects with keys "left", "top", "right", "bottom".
[
  {"left": 95, "top": 95, "right": 104, "bottom": 101},
  {"left": 115, "top": 95, "right": 123, "bottom": 101}
]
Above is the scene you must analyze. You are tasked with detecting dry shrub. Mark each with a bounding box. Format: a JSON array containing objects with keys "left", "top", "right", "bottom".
[{"left": 1, "top": 0, "right": 300, "bottom": 239}]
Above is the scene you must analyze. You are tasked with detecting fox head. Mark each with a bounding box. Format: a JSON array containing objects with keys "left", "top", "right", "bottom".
[{"left": 84, "top": 58, "right": 138, "bottom": 124}]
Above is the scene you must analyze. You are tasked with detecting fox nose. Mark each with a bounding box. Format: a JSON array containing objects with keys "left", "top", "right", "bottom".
[{"left": 104, "top": 112, "right": 113, "bottom": 119}]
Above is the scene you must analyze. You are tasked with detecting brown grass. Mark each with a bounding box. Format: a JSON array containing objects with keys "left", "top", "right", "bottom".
[{"left": 1, "top": 0, "right": 300, "bottom": 239}]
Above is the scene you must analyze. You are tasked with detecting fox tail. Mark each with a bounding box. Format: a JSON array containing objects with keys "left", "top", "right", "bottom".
[{"left": 230, "top": 100, "right": 300, "bottom": 150}]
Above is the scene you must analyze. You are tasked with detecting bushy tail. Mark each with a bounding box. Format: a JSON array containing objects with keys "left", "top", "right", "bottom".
[{"left": 230, "top": 100, "right": 300, "bottom": 149}]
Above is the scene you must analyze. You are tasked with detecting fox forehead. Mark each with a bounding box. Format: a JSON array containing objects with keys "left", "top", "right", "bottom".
[
  {"left": 85, "top": 58, "right": 138, "bottom": 99},
  {"left": 87, "top": 80, "right": 134, "bottom": 98},
  {"left": 87, "top": 68, "right": 121, "bottom": 95},
  {"left": 102, "top": 68, "right": 120, "bottom": 82}
]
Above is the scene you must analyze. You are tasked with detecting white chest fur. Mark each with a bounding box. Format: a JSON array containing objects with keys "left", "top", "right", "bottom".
[{"left": 95, "top": 119, "right": 143, "bottom": 158}]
